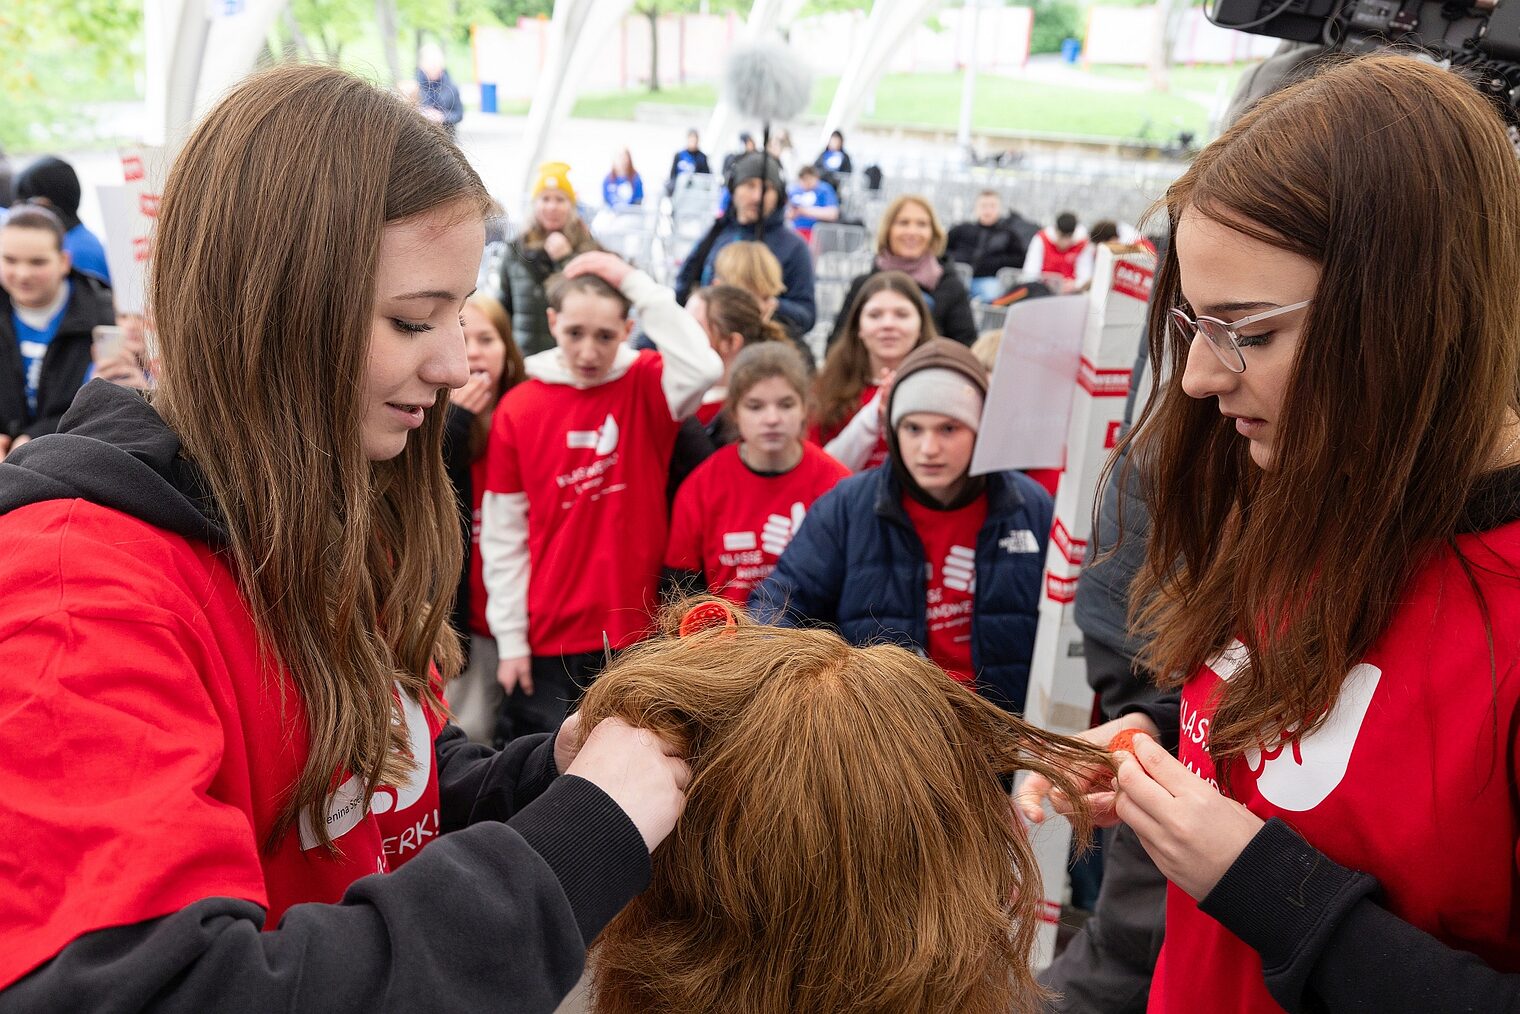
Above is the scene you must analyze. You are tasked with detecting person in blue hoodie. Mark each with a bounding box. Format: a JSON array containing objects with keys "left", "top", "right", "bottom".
[
  {"left": 13, "top": 156, "right": 111, "bottom": 285},
  {"left": 675, "top": 150, "right": 815, "bottom": 338},
  {"left": 416, "top": 42, "right": 464, "bottom": 139},
  {"left": 750, "top": 337, "right": 1051, "bottom": 713}
]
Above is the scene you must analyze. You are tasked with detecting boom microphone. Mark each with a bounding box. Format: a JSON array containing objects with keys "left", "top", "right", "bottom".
[{"left": 723, "top": 36, "right": 813, "bottom": 123}]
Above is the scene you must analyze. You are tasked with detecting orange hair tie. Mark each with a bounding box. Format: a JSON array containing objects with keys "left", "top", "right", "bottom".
[
  {"left": 678, "top": 601, "right": 738, "bottom": 638},
  {"left": 1107, "top": 729, "right": 1144, "bottom": 756}
]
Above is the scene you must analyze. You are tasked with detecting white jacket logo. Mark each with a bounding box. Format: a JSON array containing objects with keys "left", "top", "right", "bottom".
[
  {"left": 566, "top": 413, "right": 620, "bottom": 455},
  {"left": 761, "top": 502, "right": 807, "bottom": 556},
  {"left": 1208, "top": 640, "right": 1382, "bottom": 812},
  {"left": 943, "top": 546, "right": 976, "bottom": 593}
]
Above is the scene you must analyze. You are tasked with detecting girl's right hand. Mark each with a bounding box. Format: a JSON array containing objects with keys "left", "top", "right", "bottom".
[
  {"left": 448, "top": 372, "right": 494, "bottom": 414},
  {"left": 1012, "top": 712, "right": 1161, "bottom": 828},
  {"left": 543, "top": 231, "right": 573, "bottom": 261},
  {"left": 566, "top": 717, "right": 691, "bottom": 852},
  {"left": 496, "top": 655, "right": 533, "bottom": 696}
]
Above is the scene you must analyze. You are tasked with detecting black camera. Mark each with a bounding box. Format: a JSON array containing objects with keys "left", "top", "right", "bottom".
[{"left": 1211, "top": 0, "right": 1520, "bottom": 118}]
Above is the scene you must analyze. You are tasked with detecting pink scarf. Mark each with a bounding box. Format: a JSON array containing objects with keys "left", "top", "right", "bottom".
[{"left": 875, "top": 252, "right": 944, "bottom": 293}]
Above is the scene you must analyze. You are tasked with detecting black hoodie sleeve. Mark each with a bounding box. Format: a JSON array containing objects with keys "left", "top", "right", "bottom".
[
  {"left": 434, "top": 721, "right": 561, "bottom": 831},
  {"left": 1199, "top": 818, "right": 1520, "bottom": 1014},
  {"left": 932, "top": 270, "right": 978, "bottom": 345},
  {"left": 0, "top": 772, "right": 648, "bottom": 1014}
]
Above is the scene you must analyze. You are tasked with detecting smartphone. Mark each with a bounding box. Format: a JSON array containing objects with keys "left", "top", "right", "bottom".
[{"left": 92, "top": 325, "right": 126, "bottom": 363}]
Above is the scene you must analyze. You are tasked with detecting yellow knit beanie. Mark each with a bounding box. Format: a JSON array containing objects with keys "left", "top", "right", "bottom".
[{"left": 532, "top": 161, "right": 576, "bottom": 205}]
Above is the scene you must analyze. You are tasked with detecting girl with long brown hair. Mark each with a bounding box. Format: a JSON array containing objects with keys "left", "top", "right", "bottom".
[
  {"left": 810, "top": 270, "right": 935, "bottom": 471},
  {"left": 581, "top": 597, "right": 1108, "bottom": 1014},
  {"left": 665, "top": 342, "right": 848, "bottom": 605},
  {"left": 0, "top": 65, "right": 689, "bottom": 1010},
  {"left": 443, "top": 292, "right": 526, "bottom": 742},
  {"left": 1019, "top": 55, "right": 1520, "bottom": 1010}
]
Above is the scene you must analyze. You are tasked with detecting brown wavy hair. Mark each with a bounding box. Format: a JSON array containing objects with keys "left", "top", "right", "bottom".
[
  {"left": 1123, "top": 54, "right": 1520, "bottom": 772},
  {"left": 464, "top": 292, "right": 525, "bottom": 460},
  {"left": 581, "top": 599, "right": 1107, "bottom": 1014},
  {"left": 693, "top": 283, "right": 788, "bottom": 349},
  {"left": 813, "top": 271, "right": 936, "bottom": 434},
  {"left": 151, "top": 63, "right": 491, "bottom": 851}
]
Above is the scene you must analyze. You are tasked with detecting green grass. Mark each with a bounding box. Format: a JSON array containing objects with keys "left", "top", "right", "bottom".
[{"left": 573, "top": 69, "right": 1225, "bottom": 140}]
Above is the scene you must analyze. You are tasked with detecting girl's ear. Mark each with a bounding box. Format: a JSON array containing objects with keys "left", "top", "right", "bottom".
[
  {"left": 724, "top": 332, "right": 745, "bottom": 356},
  {"left": 621, "top": 316, "right": 636, "bottom": 342},
  {"left": 546, "top": 307, "right": 559, "bottom": 332}
]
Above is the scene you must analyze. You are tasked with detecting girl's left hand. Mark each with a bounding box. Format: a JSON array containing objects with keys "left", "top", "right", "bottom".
[
  {"left": 1114, "top": 733, "right": 1266, "bottom": 901},
  {"left": 564, "top": 250, "right": 632, "bottom": 289}
]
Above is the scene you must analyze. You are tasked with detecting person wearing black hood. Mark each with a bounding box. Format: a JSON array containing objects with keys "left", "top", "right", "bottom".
[
  {"left": 0, "top": 205, "right": 114, "bottom": 458},
  {"left": 750, "top": 338, "right": 1052, "bottom": 714},
  {"left": 675, "top": 150, "right": 815, "bottom": 338},
  {"left": 14, "top": 155, "right": 111, "bottom": 284}
]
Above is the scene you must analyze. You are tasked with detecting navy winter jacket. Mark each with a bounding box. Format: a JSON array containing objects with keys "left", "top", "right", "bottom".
[{"left": 749, "top": 464, "right": 1053, "bottom": 712}]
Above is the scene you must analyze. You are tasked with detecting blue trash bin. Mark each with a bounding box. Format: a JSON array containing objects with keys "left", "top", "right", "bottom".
[
  {"left": 1060, "top": 38, "right": 1081, "bottom": 64},
  {"left": 480, "top": 82, "right": 498, "bottom": 114}
]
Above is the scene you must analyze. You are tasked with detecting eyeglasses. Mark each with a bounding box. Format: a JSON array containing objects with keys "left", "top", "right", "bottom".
[{"left": 1169, "top": 300, "right": 1311, "bottom": 374}]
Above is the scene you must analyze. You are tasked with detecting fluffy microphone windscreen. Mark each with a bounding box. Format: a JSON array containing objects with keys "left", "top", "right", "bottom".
[{"left": 722, "top": 36, "right": 813, "bottom": 123}]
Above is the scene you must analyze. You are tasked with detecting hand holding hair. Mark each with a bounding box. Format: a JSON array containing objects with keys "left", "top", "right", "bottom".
[
  {"left": 564, "top": 249, "right": 632, "bottom": 290},
  {"left": 552, "top": 711, "right": 585, "bottom": 775},
  {"left": 564, "top": 717, "right": 691, "bottom": 852},
  {"left": 1013, "top": 712, "right": 1153, "bottom": 827},
  {"left": 1112, "top": 732, "right": 1265, "bottom": 900}
]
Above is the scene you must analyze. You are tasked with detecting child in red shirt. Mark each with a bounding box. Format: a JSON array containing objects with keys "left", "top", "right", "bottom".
[
  {"left": 809, "top": 271, "right": 933, "bottom": 472},
  {"left": 481, "top": 252, "right": 722, "bottom": 742},
  {"left": 665, "top": 342, "right": 849, "bottom": 604}
]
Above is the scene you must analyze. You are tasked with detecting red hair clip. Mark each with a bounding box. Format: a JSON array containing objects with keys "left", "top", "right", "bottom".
[{"left": 678, "top": 601, "right": 738, "bottom": 638}]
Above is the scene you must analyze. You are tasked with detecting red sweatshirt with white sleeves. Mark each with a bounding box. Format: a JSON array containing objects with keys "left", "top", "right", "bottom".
[{"left": 479, "top": 270, "right": 723, "bottom": 658}]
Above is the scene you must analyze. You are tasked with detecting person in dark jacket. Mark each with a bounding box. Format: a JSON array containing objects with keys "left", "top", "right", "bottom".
[
  {"left": 814, "top": 129, "right": 852, "bottom": 188},
  {"left": 498, "top": 161, "right": 601, "bottom": 355},
  {"left": 0, "top": 64, "right": 689, "bottom": 1013},
  {"left": 0, "top": 204, "right": 115, "bottom": 457},
  {"left": 13, "top": 155, "right": 111, "bottom": 284},
  {"left": 666, "top": 129, "right": 711, "bottom": 195},
  {"left": 947, "top": 190, "right": 1031, "bottom": 303},
  {"left": 828, "top": 194, "right": 977, "bottom": 347},
  {"left": 751, "top": 338, "right": 1052, "bottom": 713},
  {"left": 675, "top": 150, "right": 815, "bottom": 338},
  {"left": 415, "top": 42, "right": 464, "bottom": 138}
]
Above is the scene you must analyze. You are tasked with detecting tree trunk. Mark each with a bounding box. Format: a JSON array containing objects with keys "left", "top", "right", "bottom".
[
  {"left": 645, "top": 7, "right": 661, "bottom": 93},
  {"left": 1148, "top": 0, "right": 1187, "bottom": 92},
  {"left": 281, "top": 8, "right": 315, "bottom": 61},
  {"left": 377, "top": 0, "right": 402, "bottom": 85}
]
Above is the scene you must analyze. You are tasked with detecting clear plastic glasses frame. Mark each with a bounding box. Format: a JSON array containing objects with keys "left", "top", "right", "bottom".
[{"left": 1169, "top": 299, "right": 1311, "bottom": 373}]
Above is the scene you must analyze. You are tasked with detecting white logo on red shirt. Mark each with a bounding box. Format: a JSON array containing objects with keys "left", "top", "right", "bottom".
[
  {"left": 723, "top": 530, "right": 758, "bottom": 552},
  {"left": 760, "top": 502, "right": 807, "bottom": 556},
  {"left": 1207, "top": 640, "right": 1384, "bottom": 812},
  {"left": 566, "top": 413, "right": 620, "bottom": 455},
  {"left": 943, "top": 546, "right": 977, "bottom": 593}
]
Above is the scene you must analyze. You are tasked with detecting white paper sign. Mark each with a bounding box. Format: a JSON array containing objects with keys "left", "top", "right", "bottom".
[
  {"left": 97, "top": 186, "right": 143, "bottom": 315},
  {"left": 970, "top": 294, "right": 1090, "bottom": 474}
]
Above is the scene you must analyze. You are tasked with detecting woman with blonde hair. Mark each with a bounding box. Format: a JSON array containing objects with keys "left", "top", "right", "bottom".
[
  {"left": 829, "top": 194, "right": 976, "bottom": 347},
  {"left": 0, "top": 64, "right": 688, "bottom": 1010},
  {"left": 711, "top": 240, "right": 784, "bottom": 321},
  {"left": 1019, "top": 55, "right": 1520, "bottom": 1010},
  {"left": 581, "top": 598, "right": 1107, "bottom": 1014},
  {"left": 499, "top": 161, "right": 601, "bottom": 354}
]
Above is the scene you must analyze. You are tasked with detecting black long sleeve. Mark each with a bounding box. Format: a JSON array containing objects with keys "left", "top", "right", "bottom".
[
  {"left": 1201, "top": 818, "right": 1520, "bottom": 1014},
  {"left": 0, "top": 773, "right": 649, "bottom": 1014}
]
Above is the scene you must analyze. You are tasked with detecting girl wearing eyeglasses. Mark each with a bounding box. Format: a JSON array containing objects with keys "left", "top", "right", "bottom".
[{"left": 1019, "top": 55, "right": 1520, "bottom": 1011}]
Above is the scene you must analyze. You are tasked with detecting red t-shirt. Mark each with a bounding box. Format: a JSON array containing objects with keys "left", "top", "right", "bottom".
[
  {"left": 0, "top": 501, "right": 447, "bottom": 989},
  {"left": 1148, "top": 521, "right": 1520, "bottom": 1012},
  {"left": 695, "top": 400, "right": 724, "bottom": 426},
  {"left": 485, "top": 350, "right": 681, "bottom": 655},
  {"left": 902, "top": 494, "right": 987, "bottom": 684},
  {"left": 808, "top": 385, "right": 887, "bottom": 472},
  {"left": 666, "top": 443, "right": 850, "bottom": 603}
]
